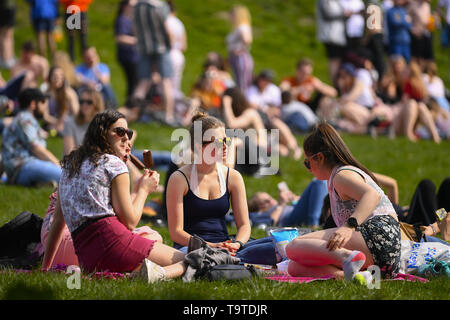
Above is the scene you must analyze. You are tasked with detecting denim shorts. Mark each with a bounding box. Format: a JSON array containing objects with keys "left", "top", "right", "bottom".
[
  {"left": 138, "top": 52, "right": 173, "bottom": 79},
  {"left": 32, "top": 18, "right": 56, "bottom": 32}
]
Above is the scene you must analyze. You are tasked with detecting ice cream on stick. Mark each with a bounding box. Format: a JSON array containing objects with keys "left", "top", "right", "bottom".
[
  {"left": 143, "top": 149, "right": 154, "bottom": 169},
  {"left": 129, "top": 153, "right": 145, "bottom": 170}
]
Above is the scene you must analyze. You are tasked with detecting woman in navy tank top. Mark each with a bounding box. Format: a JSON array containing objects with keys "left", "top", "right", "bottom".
[{"left": 166, "top": 112, "right": 279, "bottom": 265}]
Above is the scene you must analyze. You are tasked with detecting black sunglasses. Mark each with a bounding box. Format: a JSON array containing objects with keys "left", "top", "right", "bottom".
[
  {"left": 303, "top": 153, "right": 319, "bottom": 170},
  {"left": 112, "top": 127, "right": 133, "bottom": 140},
  {"left": 80, "top": 99, "right": 94, "bottom": 105}
]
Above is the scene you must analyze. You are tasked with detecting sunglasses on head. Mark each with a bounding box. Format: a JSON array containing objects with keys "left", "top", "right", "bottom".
[
  {"left": 112, "top": 127, "right": 133, "bottom": 140},
  {"left": 202, "top": 137, "right": 232, "bottom": 148},
  {"left": 303, "top": 152, "right": 320, "bottom": 170},
  {"left": 80, "top": 99, "right": 94, "bottom": 105}
]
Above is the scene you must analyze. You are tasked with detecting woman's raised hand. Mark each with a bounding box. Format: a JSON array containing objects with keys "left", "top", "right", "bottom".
[{"left": 139, "top": 169, "right": 160, "bottom": 194}]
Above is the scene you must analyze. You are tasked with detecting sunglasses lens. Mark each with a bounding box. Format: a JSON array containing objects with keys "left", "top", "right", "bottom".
[
  {"left": 126, "top": 130, "right": 133, "bottom": 140},
  {"left": 115, "top": 127, "right": 125, "bottom": 137},
  {"left": 225, "top": 137, "right": 232, "bottom": 146},
  {"left": 114, "top": 127, "right": 132, "bottom": 140}
]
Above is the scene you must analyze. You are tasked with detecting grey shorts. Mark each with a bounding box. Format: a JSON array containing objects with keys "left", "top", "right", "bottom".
[{"left": 138, "top": 52, "right": 173, "bottom": 79}]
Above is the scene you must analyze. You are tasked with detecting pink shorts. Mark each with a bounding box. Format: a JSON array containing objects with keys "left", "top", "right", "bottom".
[{"left": 72, "top": 216, "right": 156, "bottom": 273}]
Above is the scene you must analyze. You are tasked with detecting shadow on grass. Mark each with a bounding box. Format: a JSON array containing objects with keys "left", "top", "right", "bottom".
[{"left": 3, "top": 280, "right": 56, "bottom": 300}]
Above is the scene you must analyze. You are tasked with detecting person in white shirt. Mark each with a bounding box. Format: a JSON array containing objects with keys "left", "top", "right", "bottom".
[
  {"left": 340, "top": 0, "right": 366, "bottom": 50},
  {"left": 166, "top": 0, "right": 187, "bottom": 99},
  {"left": 246, "top": 70, "right": 302, "bottom": 159},
  {"left": 423, "top": 61, "right": 450, "bottom": 112}
]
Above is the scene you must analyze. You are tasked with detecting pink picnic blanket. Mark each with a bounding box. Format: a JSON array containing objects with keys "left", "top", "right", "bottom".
[{"left": 264, "top": 273, "right": 428, "bottom": 283}]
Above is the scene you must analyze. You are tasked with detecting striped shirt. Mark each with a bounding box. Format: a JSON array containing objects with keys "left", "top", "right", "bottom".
[{"left": 134, "top": 0, "right": 171, "bottom": 55}]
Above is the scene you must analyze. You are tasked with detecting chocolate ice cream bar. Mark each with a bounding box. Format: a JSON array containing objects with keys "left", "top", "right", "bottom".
[
  {"left": 143, "top": 149, "right": 154, "bottom": 169},
  {"left": 129, "top": 153, "right": 145, "bottom": 170}
]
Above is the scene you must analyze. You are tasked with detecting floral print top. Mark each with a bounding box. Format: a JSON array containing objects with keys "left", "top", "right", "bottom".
[
  {"left": 59, "top": 154, "right": 129, "bottom": 233},
  {"left": 327, "top": 165, "right": 397, "bottom": 227},
  {"left": 1, "top": 111, "right": 46, "bottom": 182}
]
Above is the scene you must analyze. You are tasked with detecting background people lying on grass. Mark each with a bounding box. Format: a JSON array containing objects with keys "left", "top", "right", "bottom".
[
  {"left": 42, "top": 109, "right": 186, "bottom": 283},
  {"left": 247, "top": 179, "right": 328, "bottom": 228},
  {"left": 166, "top": 111, "right": 281, "bottom": 266},
  {"left": 285, "top": 122, "right": 401, "bottom": 281}
]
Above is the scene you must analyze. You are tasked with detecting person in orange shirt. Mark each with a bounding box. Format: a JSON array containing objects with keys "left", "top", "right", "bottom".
[
  {"left": 280, "top": 58, "right": 337, "bottom": 114},
  {"left": 60, "top": 0, "right": 93, "bottom": 61}
]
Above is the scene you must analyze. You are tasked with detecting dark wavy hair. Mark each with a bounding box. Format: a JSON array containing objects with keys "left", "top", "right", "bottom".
[
  {"left": 303, "top": 122, "right": 378, "bottom": 184},
  {"left": 61, "top": 109, "right": 126, "bottom": 178}
]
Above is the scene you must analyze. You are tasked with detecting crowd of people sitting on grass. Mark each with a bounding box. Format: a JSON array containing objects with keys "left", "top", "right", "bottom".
[{"left": 0, "top": 0, "right": 449, "bottom": 284}]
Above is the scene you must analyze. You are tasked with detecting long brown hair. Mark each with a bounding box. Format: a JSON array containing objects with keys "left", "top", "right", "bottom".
[
  {"left": 222, "top": 87, "right": 251, "bottom": 117},
  {"left": 303, "top": 122, "right": 378, "bottom": 184},
  {"left": 61, "top": 109, "right": 126, "bottom": 178},
  {"left": 48, "top": 66, "right": 69, "bottom": 117},
  {"left": 409, "top": 61, "right": 428, "bottom": 100}
]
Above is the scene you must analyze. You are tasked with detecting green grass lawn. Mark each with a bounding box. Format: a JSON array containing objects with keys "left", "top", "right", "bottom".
[{"left": 0, "top": 0, "right": 449, "bottom": 300}]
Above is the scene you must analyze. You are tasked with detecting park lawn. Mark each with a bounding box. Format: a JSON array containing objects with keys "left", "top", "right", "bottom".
[
  {"left": 1, "top": 124, "right": 449, "bottom": 300},
  {"left": 0, "top": 268, "right": 448, "bottom": 300},
  {"left": 1, "top": 0, "right": 449, "bottom": 300}
]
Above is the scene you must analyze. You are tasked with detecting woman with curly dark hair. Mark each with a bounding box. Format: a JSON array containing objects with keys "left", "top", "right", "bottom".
[{"left": 42, "top": 109, "right": 186, "bottom": 282}]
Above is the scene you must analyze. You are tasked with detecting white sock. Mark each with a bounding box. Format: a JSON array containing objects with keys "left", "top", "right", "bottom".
[
  {"left": 354, "top": 270, "right": 372, "bottom": 285},
  {"left": 342, "top": 250, "right": 366, "bottom": 281}
]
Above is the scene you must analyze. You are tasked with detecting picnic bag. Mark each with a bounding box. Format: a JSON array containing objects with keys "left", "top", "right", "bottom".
[
  {"left": 399, "top": 222, "right": 426, "bottom": 242},
  {"left": 0, "top": 211, "right": 43, "bottom": 269},
  {"left": 399, "top": 240, "right": 450, "bottom": 274}
]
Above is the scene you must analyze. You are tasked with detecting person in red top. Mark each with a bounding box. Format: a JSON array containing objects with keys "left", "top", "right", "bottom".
[
  {"left": 400, "top": 61, "right": 441, "bottom": 143},
  {"left": 60, "top": 0, "right": 93, "bottom": 61},
  {"left": 280, "top": 58, "right": 337, "bottom": 114}
]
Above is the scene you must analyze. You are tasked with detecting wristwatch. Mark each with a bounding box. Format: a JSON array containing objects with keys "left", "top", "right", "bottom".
[
  {"left": 345, "top": 217, "right": 359, "bottom": 230},
  {"left": 232, "top": 239, "right": 245, "bottom": 250}
]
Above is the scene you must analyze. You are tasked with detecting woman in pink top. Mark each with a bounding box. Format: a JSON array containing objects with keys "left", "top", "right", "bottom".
[{"left": 286, "top": 122, "right": 401, "bottom": 281}]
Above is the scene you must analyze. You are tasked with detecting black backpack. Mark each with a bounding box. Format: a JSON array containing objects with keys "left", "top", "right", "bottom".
[{"left": 0, "top": 211, "right": 44, "bottom": 269}]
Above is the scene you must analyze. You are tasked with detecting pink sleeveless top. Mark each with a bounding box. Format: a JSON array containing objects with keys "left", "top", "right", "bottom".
[{"left": 327, "top": 165, "right": 396, "bottom": 227}]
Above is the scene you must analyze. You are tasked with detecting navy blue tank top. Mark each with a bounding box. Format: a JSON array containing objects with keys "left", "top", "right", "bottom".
[{"left": 173, "top": 168, "right": 231, "bottom": 249}]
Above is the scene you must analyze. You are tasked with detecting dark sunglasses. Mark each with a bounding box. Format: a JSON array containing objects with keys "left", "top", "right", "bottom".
[
  {"left": 202, "top": 137, "right": 232, "bottom": 148},
  {"left": 112, "top": 127, "right": 133, "bottom": 140},
  {"left": 80, "top": 99, "right": 94, "bottom": 105},
  {"left": 303, "top": 153, "right": 319, "bottom": 170}
]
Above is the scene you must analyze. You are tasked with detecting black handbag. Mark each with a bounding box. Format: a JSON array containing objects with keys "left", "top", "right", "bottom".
[{"left": 206, "top": 264, "right": 256, "bottom": 281}]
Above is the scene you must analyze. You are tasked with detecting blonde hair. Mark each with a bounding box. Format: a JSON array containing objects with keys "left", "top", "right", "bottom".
[
  {"left": 409, "top": 61, "right": 428, "bottom": 100},
  {"left": 52, "top": 50, "right": 80, "bottom": 88},
  {"left": 232, "top": 5, "right": 251, "bottom": 27},
  {"left": 76, "top": 87, "right": 105, "bottom": 125},
  {"left": 424, "top": 61, "right": 438, "bottom": 78}
]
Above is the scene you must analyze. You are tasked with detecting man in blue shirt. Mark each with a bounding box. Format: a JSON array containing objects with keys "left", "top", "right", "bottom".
[
  {"left": 386, "top": 0, "right": 412, "bottom": 62},
  {"left": 75, "top": 47, "right": 117, "bottom": 108},
  {"left": 1, "top": 88, "right": 61, "bottom": 186},
  {"left": 27, "top": 0, "right": 59, "bottom": 57}
]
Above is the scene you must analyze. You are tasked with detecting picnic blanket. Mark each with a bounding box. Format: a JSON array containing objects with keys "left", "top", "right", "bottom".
[{"left": 264, "top": 273, "right": 428, "bottom": 283}]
